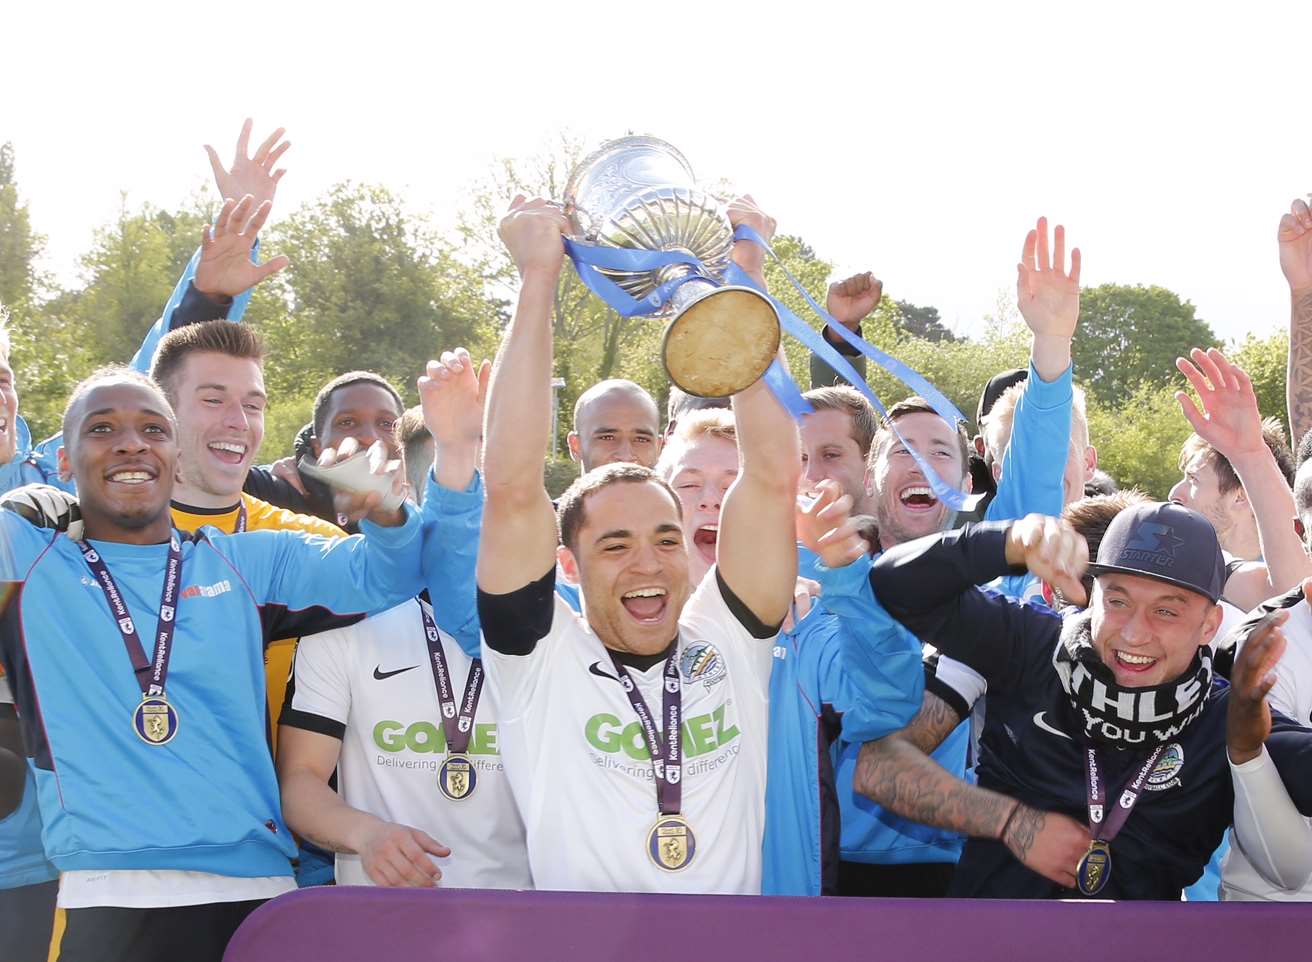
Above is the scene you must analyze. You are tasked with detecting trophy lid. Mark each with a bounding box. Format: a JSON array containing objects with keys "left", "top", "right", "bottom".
[{"left": 564, "top": 136, "right": 698, "bottom": 232}]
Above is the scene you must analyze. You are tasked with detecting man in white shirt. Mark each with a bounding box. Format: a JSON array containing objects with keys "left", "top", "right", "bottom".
[{"left": 474, "top": 195, "right": 799, "bottom": 894}]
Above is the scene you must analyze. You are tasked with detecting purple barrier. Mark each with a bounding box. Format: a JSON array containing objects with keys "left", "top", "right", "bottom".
[{"left": 224, "top": 886, "right": 1312, "bottom": 962}]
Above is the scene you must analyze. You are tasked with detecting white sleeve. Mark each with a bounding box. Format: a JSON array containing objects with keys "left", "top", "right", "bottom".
[
  {"left": 282, "top": 627, "right": 355, "bottom": 737},
  {"left": 1230, "top": 745, "right": 1312, "bottom": 891},
  {"left": 0, "top": 675, "right": 12, "bottom": 705},
  {"left": 480, "top": 594, "right": 577, "bottom": 724}
]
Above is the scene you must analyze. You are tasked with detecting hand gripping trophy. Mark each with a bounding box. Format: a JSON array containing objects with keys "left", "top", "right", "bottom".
[{"left": 564, "top": 136, "right": 782, "bottom": 398}]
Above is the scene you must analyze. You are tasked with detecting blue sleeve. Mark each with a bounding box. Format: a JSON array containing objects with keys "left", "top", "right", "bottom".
[
  {"left": 0, "top": 418, "right": 73, "bottom": 495},
  {"left": 807, "top": 555, "right": 926, "bottom": 743},
  {"left": 129, "top": 243, "right": 257, "bottom": 373},
  {"left": 420, "top": 469, "right": 483, "bottom": 659},
  {"left": 222, "top": 503, "right": 427, "bottom": 635},
  {"left": 984, "top": 361, "right": 1072, "bottom": 524}
]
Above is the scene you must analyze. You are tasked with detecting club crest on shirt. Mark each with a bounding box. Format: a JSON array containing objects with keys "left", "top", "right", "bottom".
[
  {"left": 1145, "top": 742, "right": 1184, "bottom": 792},
  {"left": 679, "top": 642, "right": 726, "bottom": 692}
]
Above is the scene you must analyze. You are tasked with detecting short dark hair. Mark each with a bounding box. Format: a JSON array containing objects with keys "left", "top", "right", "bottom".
[
  {"left": 312, "top": 371, "right": 404, "bottom": 439},
  {"left": 870, "top": 396, "right": 970, "bottom": 470},
  {"left": 63, "top": 366, "right": 174, "bottom": 444},
  {"left": 1180, "top": 417, "right": 1295, "bottom": 494},
  {"left": 1297, "top": 427, "right": 1312, "bottom": 467},
  {"left": 1062, "top": 489, "right": 1151, "bottom": 563},
  {"left": 802, "top": 385, "right": 878, "bottom": 458},
  {"left": 557, "top": 462, "right": 681, "bottom": 553},
  {"left": 149, "top": 320, "right": 265, "bottom": 404},
  {"left": 665, "top": 385, "right": 730, "bottom": 435}
]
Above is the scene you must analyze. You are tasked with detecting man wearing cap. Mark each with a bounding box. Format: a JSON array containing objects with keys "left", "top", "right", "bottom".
[{"left": 810, "top": 502, "right": 1312, "bottom": 898}]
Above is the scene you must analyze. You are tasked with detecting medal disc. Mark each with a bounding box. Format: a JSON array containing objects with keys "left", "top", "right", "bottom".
[
  {"left": 647, "top": 814, "right": 696, "bottom": 872},
  {"left": 1076, "top": 840, "right": 1112, "bottom": 896},
  {"left": 438, "top": 753, "right": 477, "bottom": 801},
  {"left": 132, "top": 696, "right": 179, "bottom": 746}
]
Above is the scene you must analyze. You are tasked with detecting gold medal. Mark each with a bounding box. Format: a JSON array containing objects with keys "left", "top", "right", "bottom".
[
  {"left": 132, "top": 696, "right": 180, "bottom": 746},
  {"left": 438, "top": 753, "right": 477, "bottom": 801},
  {"left": 647, "top": 814, "right": 696, "bottom": 872},
  {"left": 1076, "top": 839, "right": 1111, "bottom": 896}
]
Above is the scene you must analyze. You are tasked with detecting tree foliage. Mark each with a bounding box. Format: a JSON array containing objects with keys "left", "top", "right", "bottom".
[
  {"left": 1073, "top": 284, "right": 1218, "bottom": 406},
  {"left": 893, "top": 300, "right": 956, "bottom": 343}
]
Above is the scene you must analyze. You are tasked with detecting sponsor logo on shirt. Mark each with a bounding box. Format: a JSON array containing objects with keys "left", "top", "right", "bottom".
[
  {"left": 180, "top": 580, "right": 233, "bottom": 600},
  {"left": 373, "top": 719, "right": 499, "bottom": 755},
  {"left": 679, "top": 641, "right": 727, "bottom": 692},
  {"left": 583, "top": 705, "right": 739, "bottom": 761}
]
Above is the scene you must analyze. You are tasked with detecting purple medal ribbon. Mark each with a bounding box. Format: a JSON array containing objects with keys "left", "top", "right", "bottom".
[
  {"left": 234, "top": 501, "right": 247, "bottom": 533},
  {"left": 77, "top": 534, "right": 184, "bottom": 699},
  {"left": 420, "top": 603, "right": 482, "bottom": 755},
  {"left": 608, "top": 650, "right": 683, "bottom": 817},
  {"left": 1077, "top": 742, "right": 1166, "bottom": 895}
]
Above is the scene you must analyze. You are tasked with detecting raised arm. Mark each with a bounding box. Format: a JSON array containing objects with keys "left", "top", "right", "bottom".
[
  {"left": 718, "top": 198, "right": 799, "bottom": 628},
  {"left": 987, "top": 217, "right": 1081, "bottom": 525},
  {"left": 1176, "top": 348, "right": 1311, "bottom": 608},
  {"left": 1280, "top": 198, "right": 1312, "bottom": 442},
  {"left": 477, "top": 197, "right": 568, "bottom": 595}
]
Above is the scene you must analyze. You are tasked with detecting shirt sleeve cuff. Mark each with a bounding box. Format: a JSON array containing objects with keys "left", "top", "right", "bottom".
[
  {"left": 1025, "top": 359, "right": 1073, "bottom": 401},
  {"left": 358, "top": 500, "right": 421, "bottom": 544},
  {"left": 425, "top": 467, "right": 483, "bottom": 509}
]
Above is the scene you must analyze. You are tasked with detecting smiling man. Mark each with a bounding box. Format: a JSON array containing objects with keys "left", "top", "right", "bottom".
[
  {"left": 810, "top": 502, "right": 1312, "bottom": 899},
  {"left": 0, "top": 366, "right": 442, "bottom": 961},
  {"left": 567, "top": 379, "right": 662, "bottom": 472},
  {"left": 474, "top": 195, "right": 799, "bottom": 894}
]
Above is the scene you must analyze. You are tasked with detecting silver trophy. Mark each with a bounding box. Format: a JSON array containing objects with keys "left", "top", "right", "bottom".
[{"left": 564, "top": 136, "right": 781, "bottom": 398}]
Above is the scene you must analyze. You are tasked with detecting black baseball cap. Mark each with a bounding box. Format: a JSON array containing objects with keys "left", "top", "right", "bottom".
[
  {"left": 976, "top": 368, "right": 1028, "bottom": 429},
  {"left": 1086, "top": 501, "right": 1226, "bottom": 603}
]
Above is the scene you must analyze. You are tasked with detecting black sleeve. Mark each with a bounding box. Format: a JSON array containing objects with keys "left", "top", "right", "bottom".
[
  {"left": 242, "top": 465, "right": 316, "bottom": 517},
  {"left": 278, "top": 657, "right": 346, "bottom": 740},
  {"left": 870, "top": 522, "right": 1058, "bottom": 693},
  {"left": 170, "top": 281, "right": 233, "bottom": 331},
  {"left": 1265, "top": 710, "right": 1312, "bottom": 816},
  {"left": 923, "top": 653, "right": 972, "bottom": 722},
  {"left": 0, "top": 714, "right": 24, "bottom": 819},
  {"left": 478, "top": 567, "right": 557, "bottom": 656},
  {"left": 715, "top": 568, "right": 782, "bottom": 639}
]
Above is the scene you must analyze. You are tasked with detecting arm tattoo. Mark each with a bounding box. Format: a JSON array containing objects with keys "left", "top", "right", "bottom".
[
  {"left": 903, "top": 691, "right": 962, "bottom": 754},
  {"left": 1000, "top": 805, "right": 1045, "bottom": 861},
  {"left": 853, "top": 735, "right": 1019, "bottom": 840},
  {"left": 1286, "top": 289, "right": 1312, "bottom": 443}
]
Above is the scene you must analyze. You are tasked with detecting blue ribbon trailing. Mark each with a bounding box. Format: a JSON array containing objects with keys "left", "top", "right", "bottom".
[{"left": 564, "top": 229, "right": 976, "bottom": 510}]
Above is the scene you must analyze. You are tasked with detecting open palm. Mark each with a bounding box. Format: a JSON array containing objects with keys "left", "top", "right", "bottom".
[
  {"left": 1175, "top": 348, "right": 1263, "bottom": 460},
  {"left": 194, "top": 195, "right": 289, "bottom": 299},
  {"left": 1016, "top": 217, "right": 1081, "bottom": 338},
  {"left": 205, "top": 118, "right": 289, "bottom": 208}
]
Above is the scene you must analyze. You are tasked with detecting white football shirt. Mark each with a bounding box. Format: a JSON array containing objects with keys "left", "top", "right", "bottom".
[
  {"left": 284, "top": 599, "right": 530, "bottom": 888},
  {"left": 1222, "top": 595, "right": 1312, "bottom": 902},
  {"left": 483, "top": 568, "right": 773, "bottom": 894}
]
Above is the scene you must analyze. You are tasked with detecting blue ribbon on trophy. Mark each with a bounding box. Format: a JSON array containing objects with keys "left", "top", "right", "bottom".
[{"left": 560, "top": 135, "right": 977, "bottom": 511}]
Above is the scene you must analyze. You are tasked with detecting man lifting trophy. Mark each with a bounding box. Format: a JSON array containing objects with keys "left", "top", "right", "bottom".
[{"left": 563, "top": 136, "right": 782, "bottom": 398}]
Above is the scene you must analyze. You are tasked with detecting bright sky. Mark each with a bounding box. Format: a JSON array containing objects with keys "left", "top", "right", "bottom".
[{"left": 6, "top": 1, "right": 1311, "bottom": 344}]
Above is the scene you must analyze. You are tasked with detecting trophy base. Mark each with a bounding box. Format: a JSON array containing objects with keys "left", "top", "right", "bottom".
[{"left": 661, "top": 287, "right": 781, "bottom": 398}]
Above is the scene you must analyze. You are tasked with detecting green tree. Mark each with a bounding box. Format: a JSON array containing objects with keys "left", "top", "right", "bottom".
[
  {"left": 0, "top": 143, "right": 45, "bottom": 306},
  {"left": 893, "top": 300, "right": 956, "bottom": 343},
  {"left": 252, "top": 182, "right": 501, "bottom": 410},
  {"left": 1086, "top": 382, "right": 1194, "bottom": 497},
  {"left": 1073, "top": 284, "right": 1218, "bottom": 406},
  {"left": 1229, "top": 331, "right": 1289, "bottom": 436}
]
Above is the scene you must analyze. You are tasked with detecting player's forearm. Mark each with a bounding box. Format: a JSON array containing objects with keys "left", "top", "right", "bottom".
[
  {"left": 1231, "top": 745, "right": 1312, "bottom": 891},
  {"left": 1029, "top": 333, "right": 1072, "bottom": 384},
  {"left": 482, "top": 271, "right": 557, "bottom": 500},
  {"left": 1286, "top": 288, "right": 1312, "bottom": 443},
  {"left": 853, "top": 732, "right": 1016, "bottom": 840},
  {"left": 1231, "top": 450, "right": 1312, "bottom": 597},
  {"left": 731, "top": 372, "right": 800, "bottom": 487},
  {"left": 433, "top": 440, "right": 479, "bottom": 494},
  {"left": 279, "top": 768, "right": 383, "bottom": 856}
]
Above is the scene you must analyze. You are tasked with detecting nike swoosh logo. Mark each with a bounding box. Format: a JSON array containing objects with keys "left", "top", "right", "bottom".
[
  {"left": 1033, "top": 712, "right": 1072, "bottom": 740},
  {"left": 588, "top": 662, "right": 619, "bottom": 682},
  {"left": 373, "top": 665, "right": 420, "bottom": 681}
]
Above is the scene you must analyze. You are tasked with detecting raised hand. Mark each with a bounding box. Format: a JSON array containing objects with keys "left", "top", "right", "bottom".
[
  {"left": 315, "top": 436, "right": 407, "bottom": 527},
  {"left": 1000, "top": 802, "right": 1091, "bottom": 889},
  {"left": 194, "top": 194, "right": 290, "bottom": 299},
  {"left": 357, "top": 820, "right": 450, "bottom": 888},
  {"left": 205, "top": 118, "right": 289, "bottom": 209},
  {"left": 796, "top": 478, "right": 870, "bottom": 568},
  {"left": 1278, "top": 198, "right": 1312, "bottom": 293},
  {"left": 727, "top": 194, "right": 777, "bottom": 280},
  {"left": 1227, "top": 607, "right": 1290, "bottom": 764},
  {"left": 1016, "top": 217, "right": 1081, "bottom": 339},
  {"left": 499, "top": 195, "right": 568, "bottom": 279},
  {"left": 418, "top": 348, "right": 490, "bottom": 448},
  {"left": 1004, "top": 515, "right": 1089, "bottom": 606},
  {"left": 1175, "top": 347, "right": 1263, "bottom": 461},
  {"left": 826, "top": 272, "right": 882, "bottom": 331}
]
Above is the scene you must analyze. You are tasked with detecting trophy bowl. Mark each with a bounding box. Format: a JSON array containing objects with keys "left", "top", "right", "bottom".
[{"left": 564, "top": 136, "right": 781, "bottom": 398}]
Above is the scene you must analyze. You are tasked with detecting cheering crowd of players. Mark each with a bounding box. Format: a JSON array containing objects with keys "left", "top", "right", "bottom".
[{"left": 3, "top": 120, "right": 1312, "bottom": 962}]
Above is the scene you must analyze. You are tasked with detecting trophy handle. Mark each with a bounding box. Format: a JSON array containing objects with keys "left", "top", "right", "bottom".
[{"left": 661, "top": 286, "right": 781, "bottom": 398}]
